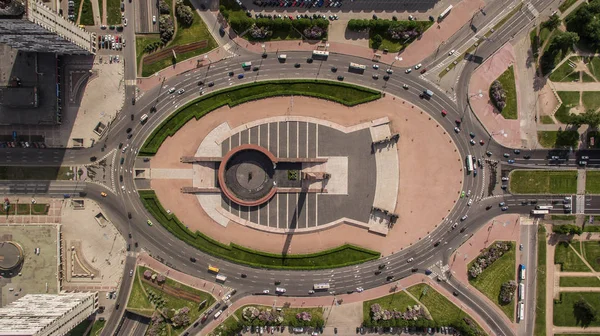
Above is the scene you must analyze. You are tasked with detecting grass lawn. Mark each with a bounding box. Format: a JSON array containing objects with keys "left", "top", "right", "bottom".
[
  {"left": 135, "top": 35, "right": 161, "bottom": 75},
  {"left": 210, "top": 316, "right": 242, "bottom": 336},
  {"left": 559, "top": 0, "right": 578, "bottom": 12},
  {"left": 584, "top": 225, "right": 600, "bottom": 232},
  {"left": 492, "top": 65, "right": 518, "bottom": 119},
  {"left": 0, "top": 166, "right": 73, "bottom": 180},
  {"left": 555, "top": 91, "right": 580, "bottom": 124},
  {"left": 97, "top": 0, "right": 103, "bottom": 21},
  {"left": 141, "top": 0, "right": 217, "bottom": 77},
  {"left": 70, "top": 318, "right": 93, "bottom": 336},
  {"left": 551, "top": 215, "right": 576, "bottom": 221},
  {"left": 559, "top": 276, "right": 600, "bottom": 287},
  {"left": 534, "top": 225, "right": 547, "bottom": 336},
  {"left": 537, "top": 130, "right": 579, "bottom": 148},
  {"left": 586, "top": 171, "right": 600, "bottom": 194},
  {"left": 550, "top": 60, "right": 577, "bottom": 82},
  {"left": 407, "top": 284, "right": 484, "bottom": 333},
  {"left": 80, "top": 0, "right": 94, "bottom": 25},
  {"left": 588, "top": 56, "right": 600, "bottom": 80},
  {"left": 582, "top": 71, "right": 596, "bottom": 82},
  {"left": 126, "top": 268, "right": 154, "bottom": 311},
  {"left": 363, "top": 291, "right": 418, "bottom": 323},
  {"left": 539, "top": 27, "right": 553, "bottom": 47},
  {"left": 554, "top": 292, "right": 600, "bottom": 326},
  {"left": 368, "top": 21, "right": 433, "bottom": 52},
  {"left": 72, "top": 0, "right": 82, "bottom": 23},
  {"left": 106, "top": 0, "right": 121, "bottom": 25},
  {"left": 581, "top": 241, "right": 600, "bottom": 271},
  {"left": 469, "top": 245, "right": 516, "bottom": 321},
  {"left": 509, "top": 170, "right": 578, "bottom": 194},
  {"left": 541, "top": 115, "right": 555, "bottom": 124},
  {"left": 582, "top": 91, "right": 600, "bottom": 112},
  {"left": 554, "top": 242, "right": 589, "bottom": 272},
  {"left": 89, "top": 319, "right": 106, "bottom": 336}
]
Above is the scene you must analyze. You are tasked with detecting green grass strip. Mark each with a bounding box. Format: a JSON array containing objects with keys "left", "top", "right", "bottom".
[
  {"left": 559, "top": 276, "right": 600, "bottom": 287},
  {"left": 139, "top": 190, "right": 380, "bottom": 270},
  {"left": 534, "top": 225, "right": 546, "bottom": 336},
  {"left": 140, "top": 80, "right": 381, "bottom": 155},
  {"left": 586, "top": 171, "right": 600, "bottom": 194},
  {"left": 509, "top": 170, "right": 577, "bottom": 194}
]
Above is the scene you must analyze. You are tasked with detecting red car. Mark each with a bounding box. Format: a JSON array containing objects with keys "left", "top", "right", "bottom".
[
  {"left": 455, "top": 119, "right": 461, "bottom": 124},
  {"left": 420, "top": 68, "right": 427, "bottom": 74},
  {"left": 441, "top": 109, "right": 447, "bottom": 117},
  {"left": 480, "top": 140, "right": 485, "bottom": 145},
  {"left": 288, "top": 15, "right": 293, "bottom": 20}
]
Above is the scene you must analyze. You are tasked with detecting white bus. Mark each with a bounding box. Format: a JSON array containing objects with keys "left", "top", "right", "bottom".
[
  {"left": 517, "top": 302, "right": 525, "bottom": 322},
  {"left": 466, "top": 155, "right": 474, "bottom": 173},
  {"left": 313, "top": 283, "right": 330, "bottom": 290},
  {"left": 531, "top": 209, "right": 549, "bottom": 215},
  {"left": 349, "top": 62, "right": 366, "bottom": 73},
  {"left": 536, "top": 205, "right": 553, "bottom": 210},
  {"left": 140, "top": 114, "right": 148, "bottom": 124},
  {"left": 519, "top": 264, "right": 526, "bottom": 280},
  {"left": 439, "top": 5, "right": 453, "bottom": 20},
  {"left": 216, "top": 274, "right": 227, "bottom": 283},
  {"left": 312, "top": 50, "right": 329, "bottom": 60},
  {"left": 518, "top": 284, "right": 525, "bottom": 300}
]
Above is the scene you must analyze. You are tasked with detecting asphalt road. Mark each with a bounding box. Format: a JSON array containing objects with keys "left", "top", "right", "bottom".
[{"left": 0, "top": 0, "right": 568, "bottom": 334}]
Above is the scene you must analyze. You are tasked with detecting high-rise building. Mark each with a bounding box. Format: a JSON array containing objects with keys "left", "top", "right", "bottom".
[
  {"left": 0, "top": 293, "right": 98, "bottom": 336},
  {"left": 0, "top": 0, "right": 95, "bottom": 54}
]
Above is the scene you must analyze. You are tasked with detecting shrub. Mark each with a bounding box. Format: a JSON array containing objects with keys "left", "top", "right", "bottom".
[
  {"left": 159, "top": 15, "right": 175, "bottom": 44},
  {"left": 249, "top": 24, "right": 272, "bottom": 39},
  {"left": 175, "top": 0, "right": 194, "bottom": 26},
  {"left": 372, "top": 34, "right": 383, "bottom": 49},
  {"left": 156, "top": 274, "right": 166, "bottom": 284},
  {"left": 499, "top": 280, "right": 517, "bottom": 304},
  {"left": 159, "top": 0, "right": 170, "bottom": 14},
  {"left": 469, "top": 241, "right": 512, "bottom": 279},
  {"left": 489, "top": 80, "right": 507, "bottom": 111},
  {"left": 143, "top": 270, "right": 152, "bottom": 279},
  {"left": 303, "top": 26, "right": 325, "bottom": 39},
  {"left": 370, "top": 303, "right": 427, "bottom": 321},
  {"left": 553, "top": 224, "right": 583, "bottom": 235}
]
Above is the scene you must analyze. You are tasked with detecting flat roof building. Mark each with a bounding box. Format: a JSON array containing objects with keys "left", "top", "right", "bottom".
[
  {"left": 0, "top": 292, "right": 98, "bottom": 336},
  {"left": 0, "top": 0, "right": 94, "bottom": 54}
]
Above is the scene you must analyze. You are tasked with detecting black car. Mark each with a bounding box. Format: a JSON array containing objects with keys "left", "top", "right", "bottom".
[
  {"left": 128, "top": 212, "right": 132, "bottom": 219},
  {"left": 190, "top": 257, "right": 196, "bottom": 262},
  {"left": 331, "top": 66, "right": 337, "bottom": 72},
  {"left": 115, "top": 303, "right": 120, "bottom": 310},
  {"left": 378, "top": 264, "right": 386, "bottom": 269},
  {"left": 294, "top": 63, "right": 301, "bottom": 68},
  {"left": 453, "top": 291, "right": 459, "bottom": 296},
  {"left": 90, "top": 156, "right": 97, "bottom": 162},
  {"left": 524, "top": 155, "right": 531, "bottom": 159},
  {"left": 383, "top": 75, "right": 390, "bottom": 80},
  {"left": 514, "top": 149, "right": 521, "bottom": 154},
  {"left": 128, "top": 232, "right": 132, "bottom": 238},
  {"left": 127, "top": 134, "right": 133, "bottom": 139},
  {"left": 262, "top": 53, "right": 268, "bottom": 58},
  {"left": 131, "top": 97, "right": 135, "bottom": 105},
  {"left": 241, "top": 273, "right": 247, "bottom": 278},
  {"left": 215, "top": 302, "right": 221, "bottom": 309},
  {"left": 347, "top": 290, "right": 354, "bottom": 294},
  {"left": 200, "top": 3, "right": 205, "bottom": 9},
  {"left": 118, "top": 143, "right": 123, "bottom": 149},
  {"left": 374, "top": 270, "right": 382, "bottom": 275},
  {"left": 127, "top": 244, "right": 131, "bottom": 251},
  {"left": 228, "top": 71, "right": 234, "bottom": 76},
  {"left": 307, "top": 58, "right": 313, "bottom": 63},
  {"left": 334, "top": 327, "right": 338, "bottom": 334},
  {"left": 486, "top": 205, "right": 492, "bottom": 210},
  {"left": 460, "top": 227, "right": 466, "bottom": 233},
  {"left": 119, "top": 175, "right": 123, "bottom": 182},
  {"left": 208, "top": 82, "right": 214, "bottom": 87},
  {"left": 134, "top": 242, "right": 138, "bottom": 247},
  {"left": 198, "top": 81, "right": 204, "bottom": 86},
  {"left": 126, "top": 127, "right": 132, "bottom": 133},
  {"left": 337, "top": 75, "right": 344, "bottom": 81},
  {"left": 386, "top": 275, "right": 394, "bottom": 281},
  {"left": 411, "top": 268, "right": 418, "bottom": 272},
  {"left": 433, "top": 241, "right": 440, "bottom": 247}
]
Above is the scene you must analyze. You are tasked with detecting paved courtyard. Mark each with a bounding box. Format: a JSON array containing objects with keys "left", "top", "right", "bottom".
[{"left": 149, "top": 95, "right": 462, "bottom": 255}]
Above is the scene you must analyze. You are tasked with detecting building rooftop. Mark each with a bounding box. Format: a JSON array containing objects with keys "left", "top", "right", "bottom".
[{"left": 0, "top": 0, "right": 25, "bottom": 18}]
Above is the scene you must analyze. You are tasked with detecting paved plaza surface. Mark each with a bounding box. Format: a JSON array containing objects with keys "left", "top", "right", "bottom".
[
  {"left": 468, "top": 43, "right": 522, "bottom": 148},
  {"left": 150, "top": 95, "right": 462, "bottom": 255}
]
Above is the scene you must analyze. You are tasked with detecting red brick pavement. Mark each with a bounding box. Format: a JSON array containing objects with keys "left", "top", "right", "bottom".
[
  {"left": 448, "top": 214, "right": 521, "bottom": 334},
  {"left": 203, "top": 274, "right": 498, "bottom": 335}
]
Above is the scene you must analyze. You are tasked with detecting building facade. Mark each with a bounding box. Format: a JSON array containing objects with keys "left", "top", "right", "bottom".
[
  {"left": 0, "top": 292, "right": 98, "bottom": 336},
  {"left": 0, "top": 0, "right": 94, "bottom": 54}
]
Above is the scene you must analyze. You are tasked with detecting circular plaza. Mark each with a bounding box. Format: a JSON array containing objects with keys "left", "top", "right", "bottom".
[{"left": 149, "top": 94, "right": 464, "bottom": 256}]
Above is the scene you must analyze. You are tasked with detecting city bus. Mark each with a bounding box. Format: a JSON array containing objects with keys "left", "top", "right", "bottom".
[
  {"left": 517, "top": 302, "right": 525, "bottom": 322},
  {"left": 466, "top": 155, "right": 474, "bottom": 173},
  {"left": 518, "top": 283, "right": 525, "bottom": 300},
  {"left": 519, "top": 264, "right": 526, "bottom": 280},
  {"left": 439, "top": 5, "right": 453, "bottom": 20},
  {"left": 216, "top": 274, "right": 227, "bottom": 283},
  {"left": 208, "top": 265, "right": 220, "bottom": 273},
  {"left": 531, "top": 209, "right": 549, "bottom": 215},
  {"left": 535, "top": 205, "right": 553, "bottom": 210},
  {"left": 349, "top": 62, "right": 366, "bottom": 73},
  {"left": 313, "top": 283, "right": 330, "bottom": 290},
  {"left": 312, "top": 50, "right": 329, "bottom": 60}
]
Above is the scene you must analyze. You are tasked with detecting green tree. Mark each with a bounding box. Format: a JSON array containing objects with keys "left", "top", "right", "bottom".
[
  {"left": 574, "top": 299, "right": 597, "bottom": 327},
  {"left": 552, "top": 224, "right": 583, "bottom": 235},
  {"left": 544, "top": 14, "right": 561, "bottom": 30},
  {"left": 372, "top": 34, "right": 383, "bottom": 49}
]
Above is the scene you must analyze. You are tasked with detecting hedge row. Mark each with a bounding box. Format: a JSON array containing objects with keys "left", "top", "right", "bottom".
[
  {"left": 139, "top": 80, "right": 381, "bottom": 155},
  {"left": 139, "top": 190, "right": 381, "bottom": 269}
]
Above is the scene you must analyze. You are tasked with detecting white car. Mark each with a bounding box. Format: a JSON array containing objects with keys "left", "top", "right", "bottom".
[
  {"left": 262, "top": 290, "right": 270, "bottom": 294},
  {"left": 470, "top": 139, "right": 476, "bottom": 145},
  {"left": 451, "top": 222, "right": 458, "bottom": 229},
  {"left": 168, "top": 87, "right": 176, "bottom": 94},
  {"left": 308, "top": 290, "right": 315, "bottom": 294},
  {"left": 224, "top": 294, "right": 231, "bottom": 301},
  {"left": 124, "top": 18, "right": 127, "bottom": 26},
  {"left": 177, "top": 89, "right": 185, "bottom": 95},
  {"left": 129, "top": 269, "right": 133, "bottom": 277},
  {"left": 152, "top": 15, "right": 156, "bottom": 24},
  {"left": 467, "top": 190, "right": 471, "bottom": 196},
  {"left": 448, "top": 49, "right": 455, "bottom": 55},
  {"left": 454, "top": 127, "right": 460, "bottom": 133},
  {"left": 415, "top": 63, "right": 422, "bottom": 70},
  {"left": 405, "top": 68, "right": 412, "bottom": 74},
  {"left": 121, "top": 185, "right": 125, "bottom": 190},
  {"left": 407, "top": 258, "right": 414, "bottom": 263},
  {"left": 386, "top": 68, "right": 393, "bottom": 74},
  {"left": 467, "top": 199, "right": 473, "bottom": 206},
  {"left": 501, "top": 177, "right": 509, "bottom": 181},
  {"left": 356, "top": 287, "right": 364, "bottom": 292},
  {"left": 372, "top": 64, "right": 379, "bottom": 69}
]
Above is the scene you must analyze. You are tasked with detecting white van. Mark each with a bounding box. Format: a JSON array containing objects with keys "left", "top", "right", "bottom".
[
  {"left": 214, "top": 310, "right": 222, "bottom": 319},
  {"left": 276, "top": 287, "right": 286, "bottom": 294},
  {"left": 278, "top": 54, "right": 287, "bottom": 61},
  {"left": 140, "top": 114, "right": 148, "bottom": 123}
]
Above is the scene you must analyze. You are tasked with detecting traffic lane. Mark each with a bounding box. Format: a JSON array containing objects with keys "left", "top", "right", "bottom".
[
  {"left": 521, "top": 224, "right": 537, "bottom": 336},
  {"left": 585, "top": 196, "right": 600, "bottom": 214},
  {"left": 101, "top": 256, "right": 136, "bottom": 336}
]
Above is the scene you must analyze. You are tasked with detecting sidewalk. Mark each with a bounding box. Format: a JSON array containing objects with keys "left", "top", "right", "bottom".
[
  {"left": 136, "top": 252, "right": 228, "bottom": 296},
  {"left": 202, "top": 274, "right": 497, "bottom": 335}
]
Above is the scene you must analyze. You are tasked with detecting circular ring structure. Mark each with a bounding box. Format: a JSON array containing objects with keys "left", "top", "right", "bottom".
[
  {"left": 0, "top": 241, "right": 24, "bottom": 271},
  {"left": 218, "top": 144, "right": 278, "bottom": 207}
]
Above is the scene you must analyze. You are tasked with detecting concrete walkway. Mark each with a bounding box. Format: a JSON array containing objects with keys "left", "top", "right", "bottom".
[
  {"left": 202, "top": 273, "right": 497, "bottom": 335},
  {"left": 545, "top": 224, "right": 555, "bottom": 336},
  {"left": 91, "top": 0, "right": 101, "bottom": 26},
  {"left": 554, "top": 326, "right": 600, "bottom": 334},
  {"left": 559, "top": 286, "right": 600, "bottom": 292},
  {"left": 551, "top": 82, "right": 600, "bottom": 91}
]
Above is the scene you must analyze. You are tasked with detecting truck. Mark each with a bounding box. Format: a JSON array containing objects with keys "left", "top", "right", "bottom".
[
  {"left": 421, "top": 89, "right": 434, "bottom": 99},
  {"left": 242, "top": 62, "right": 252, "bottom": 69},
  {"left": 278, "top": 54, "right": 287, "bottom": 61},
  {"left": 216, "top": 274, "right": 227, "bottom": 283}
]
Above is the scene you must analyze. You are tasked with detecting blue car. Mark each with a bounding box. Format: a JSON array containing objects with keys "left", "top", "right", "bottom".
[
  {"left": 508, "top": 159, "right": 515, "bottom": 164},
  {"left": 238, "top": 74, "right": 244, "bottom": 79}
]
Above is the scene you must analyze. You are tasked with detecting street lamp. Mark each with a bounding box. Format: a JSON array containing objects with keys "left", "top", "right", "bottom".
[{"left": 387, "top": 56, "right": 402, "bottom": 71}]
